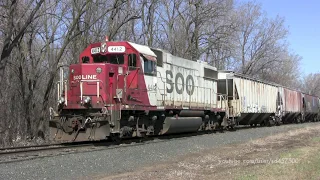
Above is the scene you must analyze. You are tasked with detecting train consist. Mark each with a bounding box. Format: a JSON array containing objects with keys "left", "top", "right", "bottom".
[{"left": 49, "top": 40, "right": 320, "bottom": 142}]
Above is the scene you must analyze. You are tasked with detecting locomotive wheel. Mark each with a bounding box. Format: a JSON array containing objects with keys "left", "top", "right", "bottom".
[{"left": 110, "top": 133, "right": 121, "bottom": 144}]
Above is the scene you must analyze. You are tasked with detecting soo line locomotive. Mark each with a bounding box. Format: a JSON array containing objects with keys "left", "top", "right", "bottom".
[{"left": 49, "top": 39, "right": 320, "bottom": 142}]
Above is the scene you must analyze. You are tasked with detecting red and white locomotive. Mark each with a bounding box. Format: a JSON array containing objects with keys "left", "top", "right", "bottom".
[{"left": 49, "top": 40, "right": 227, "bottom": 142}]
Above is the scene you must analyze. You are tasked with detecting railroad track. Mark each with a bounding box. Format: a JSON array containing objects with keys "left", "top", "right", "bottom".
[
  {"left": 0, "top": 130, "right": 216, "bottom": 164},
  {"left": 0, "top": 143, "right": 87, "bottom": 155},
  {"left": 0, "top": 141, "right": 104, "bottom": 163},
  {"left": 0, "top": 122, "right": 315, "bottom": 164}
]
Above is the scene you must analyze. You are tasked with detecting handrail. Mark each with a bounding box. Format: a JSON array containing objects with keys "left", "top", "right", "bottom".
[
  {"left": 65, "top": 80, "right": 67, "bottom": 106},
  {"left": 80, "top": 79, "right": 103, "bottom": 104},
  {"left": 56, "top": 80, "right": 68, "bottom": 105}
]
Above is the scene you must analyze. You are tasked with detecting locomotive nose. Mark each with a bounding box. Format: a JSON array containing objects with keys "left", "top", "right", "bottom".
[{"left": 68, "top": 64, "right": 108, "bottom": 107}]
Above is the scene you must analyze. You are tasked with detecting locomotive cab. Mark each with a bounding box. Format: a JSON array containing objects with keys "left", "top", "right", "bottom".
[{"left": 63, "top": 41, "right": 158, "bottom": 107}]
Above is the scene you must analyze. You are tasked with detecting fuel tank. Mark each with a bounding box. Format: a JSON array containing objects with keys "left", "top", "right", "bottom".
[
  {"left": 161, "top": 117, "right": 202, "bottom": 135},
  {"left": 179, "top": 110, "right": 205, "bottom": 117}
]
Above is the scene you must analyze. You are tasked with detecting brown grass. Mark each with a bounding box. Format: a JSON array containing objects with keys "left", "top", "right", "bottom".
[{"left": 99, "top": 124, "right": 320, "bottom": 180}]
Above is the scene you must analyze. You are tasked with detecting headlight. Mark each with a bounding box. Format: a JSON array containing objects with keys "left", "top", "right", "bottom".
[
  {"left": 58, "top": 97, "right": 65, "bottom": 104},
  {"left": 96, "top": 67, "right": 102, "bottom": 74},
  {"left": 84, "top": 96, "right": 91, "bottom": 104}
]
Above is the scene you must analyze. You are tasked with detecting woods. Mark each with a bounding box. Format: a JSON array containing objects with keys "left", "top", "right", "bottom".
[{"left": 0, "top": 0, "right": 317, "bottom": 146}]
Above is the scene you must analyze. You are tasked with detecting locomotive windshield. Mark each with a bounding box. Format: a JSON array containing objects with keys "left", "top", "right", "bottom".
[{"left": 93, "top": 54, "right": 124, "bottom": 64}]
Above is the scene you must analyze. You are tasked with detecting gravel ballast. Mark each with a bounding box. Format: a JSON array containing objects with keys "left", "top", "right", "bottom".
[{"left": 0, "top": 123, "right": 318, "bottom": 180}]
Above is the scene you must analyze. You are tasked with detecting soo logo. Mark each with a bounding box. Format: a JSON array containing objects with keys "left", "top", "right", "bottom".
[{"left": 166, "top": 70, "right": 195, "bottom": 95}]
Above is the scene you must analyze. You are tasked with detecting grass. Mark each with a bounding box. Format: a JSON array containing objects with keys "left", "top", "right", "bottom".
[
  {"left": 236, "top": 173, "right": 258, "bottom": 180},
  {"left": 236, "top": 137, "right": 320, "bottom": 180},
  {"left": 311, "top": 136, "right": 320, "bottom": 142},
  {"left": 279, "top": 148, "right": 302, "bottom": 158}
]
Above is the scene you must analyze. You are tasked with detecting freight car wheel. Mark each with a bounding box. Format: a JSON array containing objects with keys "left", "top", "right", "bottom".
[
  {"left": 268, "top": 118, "right": 275, "bottom": 127},
  {"left": 295, "top": 116, "right": 302, "bottom": 124},
  {"left": 275, "top": 117, "right": 281, "bottom": 126},
  {"left": 250, "top": 124, "right": 257, "bottom": 127},
  {"left": 226, "top": 125, "right": 236, "bottom": 131}
]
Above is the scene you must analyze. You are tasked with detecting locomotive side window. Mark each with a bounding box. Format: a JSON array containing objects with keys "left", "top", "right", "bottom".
[
  {"left": 143, "top": 56, "right": 156, "bottom": 76},
  {"left": 82, "top": 56, "right": 90, "bottom": 63},
  {"left": 128, "top": 54, "right": 137, "bottom": 70}
]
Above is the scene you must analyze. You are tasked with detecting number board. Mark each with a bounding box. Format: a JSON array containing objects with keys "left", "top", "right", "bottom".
[
  {"left": 108, "top": 46, "right": 126, "bottom": 53},
  {"left": 91, "top": 47, "right": 101, "bottom": 54}
]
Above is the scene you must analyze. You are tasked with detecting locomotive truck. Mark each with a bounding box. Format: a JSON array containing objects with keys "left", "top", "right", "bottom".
[{"left": 49, "top": 40, "right": 228, "bottom": 142}]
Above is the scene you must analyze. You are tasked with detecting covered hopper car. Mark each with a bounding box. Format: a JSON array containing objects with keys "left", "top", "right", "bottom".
[
  {"left": 218, "top": 71, "right": 320, "bottom": 126},
  {"left": 217, "top": 71, "right": 280, "bottom": 126}
]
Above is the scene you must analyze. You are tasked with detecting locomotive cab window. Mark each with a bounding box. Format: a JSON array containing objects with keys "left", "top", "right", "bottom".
[
  {"left": 109, "top": 54, "right": 124, "bottom": 64},
  {"left": 93, "top": 54, "right": 124, "bottom": 64},
  {"left": 93, "top": 54, "right": 107, "bottom": 63}
]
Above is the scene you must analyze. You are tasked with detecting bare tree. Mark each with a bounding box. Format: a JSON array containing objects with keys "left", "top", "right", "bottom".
[
  {"left": 155, "top": 0, "right": 234, "bottom": 61},
  {"left": 139, "top": 0, "right": 158, "bottom": 46},
  {"left": 260, "top": 52, "right": 302, "bottom": 88},
  {"left": 300, "top": 73, "right": 320, "bottom": 96},
  {"left": 233, "top": 1, "right": 288, "bottom": 75},
  {"left": 106, "top": 1, "right": 141, "bottom": 41},
  {"left": 0, "top": 0, "right": 45, "bottom": 83}
]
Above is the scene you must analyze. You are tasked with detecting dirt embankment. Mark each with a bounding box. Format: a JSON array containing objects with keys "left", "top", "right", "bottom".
[{"left": 100, "top": 124, "right": 320, "bottom": 180}]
